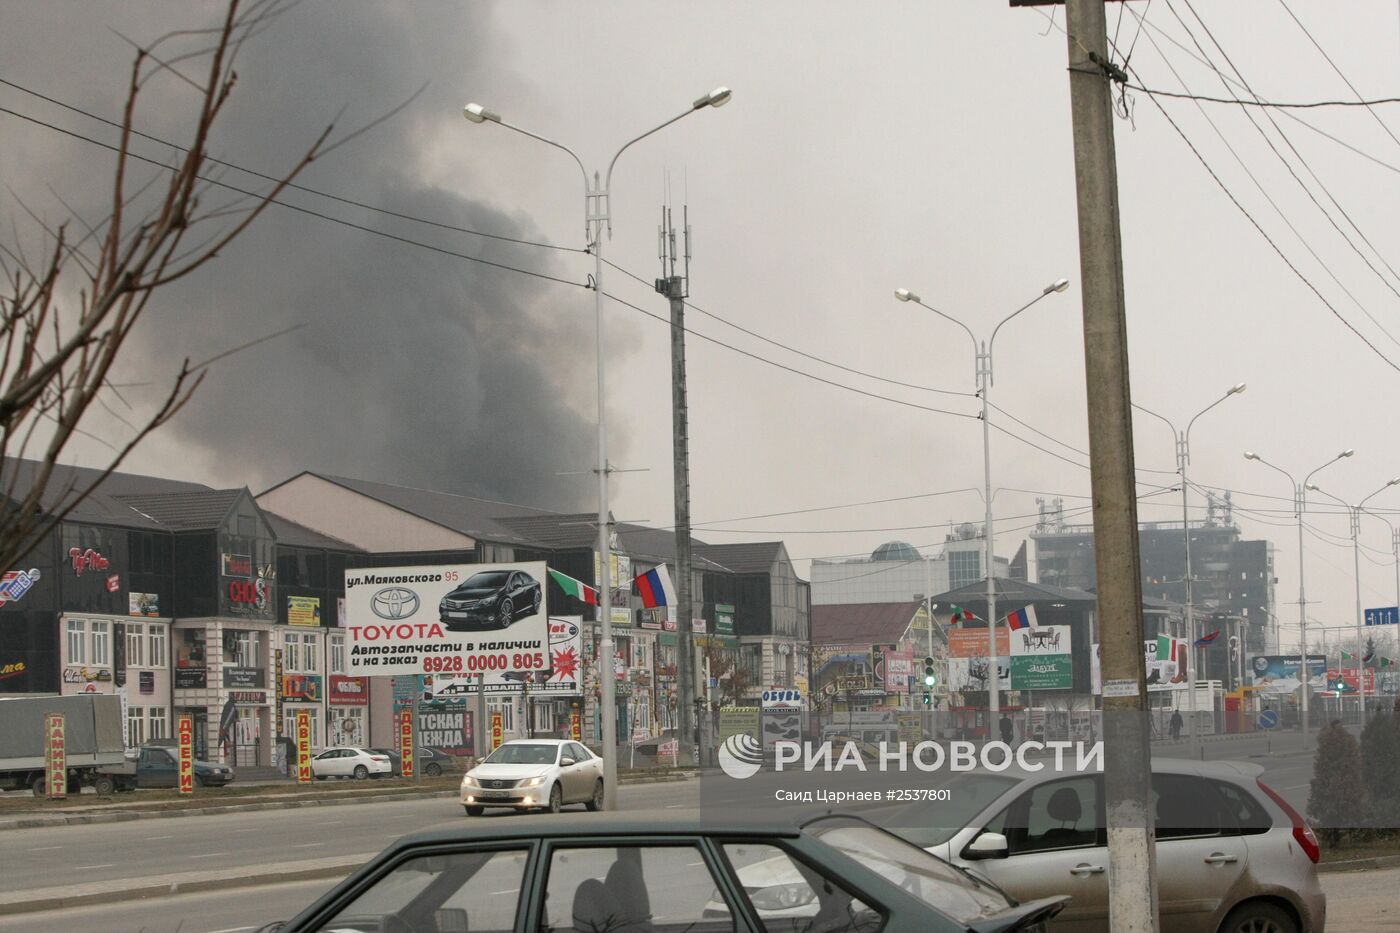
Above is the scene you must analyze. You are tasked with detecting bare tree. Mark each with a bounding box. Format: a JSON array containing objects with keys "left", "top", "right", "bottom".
[{"left": 0, "top": 0, "right": 389, "bottom": 572}]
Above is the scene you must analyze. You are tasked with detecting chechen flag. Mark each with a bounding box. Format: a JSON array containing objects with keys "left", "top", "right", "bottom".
[
  {"left": 1006, "top": 605, "right": 1037, "bottom": 631},
  {"left": 548, "top": 568, "right": 598, "bottom": 606},
  {"left": 635, "top": 565, "right": 678, "bottom": 609}
]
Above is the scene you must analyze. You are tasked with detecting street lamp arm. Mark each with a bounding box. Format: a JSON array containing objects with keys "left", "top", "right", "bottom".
[
  {"left": 1131, "top": 402, "right": 1178, "bottom": 452},
  {"left": 905, "top": 296, "right": 979, "bottom": 355},
  {"left": 1359, "top": 478, "right": 1400, "bottom": 511},
  {"left": 605, "top": 105, "right": 710, "bottom": 202},
  {"left": 1304, "top": 450, "right": 1354, "bottom": 491},
  {"left": 1185, "top": 384, "right": 1245, "bottom": 448},
  {"left": 487, "top": 119, "right": 590, "bottom": 197},
  {"left": 989, "top": 287, "right": 1060, "bottom": 352},
  {"left": 1244, "top": 452, "right": 1298, "bottom": 506}
]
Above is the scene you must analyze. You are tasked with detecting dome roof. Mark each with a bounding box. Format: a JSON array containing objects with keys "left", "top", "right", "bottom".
[{"left": 870, "top": 541, "right": 922, "bottom": 562}]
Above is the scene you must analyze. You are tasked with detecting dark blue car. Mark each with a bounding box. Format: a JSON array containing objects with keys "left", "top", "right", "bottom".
[{"left": 438, "top": 569, "right": 542, "bottom": 630}]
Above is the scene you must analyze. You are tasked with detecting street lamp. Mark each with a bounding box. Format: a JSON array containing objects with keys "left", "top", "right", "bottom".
[
  {"left": 894, "top": 277, "right": 1071, "bottom": 717},
  {"left": 1244, "top": 448, "right": 1354, "bottom": 747},
  {"left": 1133, "top": 382, "right": 1246, "bottom": 759},
  {"left": 464, "top": 87, "right": 731, "bottom": 809},
  {"left": 1306, "top": 477, "right": 1400, "bottom": 719}
]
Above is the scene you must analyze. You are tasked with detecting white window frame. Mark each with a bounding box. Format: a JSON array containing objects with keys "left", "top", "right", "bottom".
[
  {"left": 488, "top": 699, "right": 515, "bottom": 733},
  {"left": 127, "top": 705, "right": 145, "bottom": 747},
  {"left": 148, "top": 706, "right": 168, "bottom": 740},
  {"left": 67, "top": 619, "right": 87, "bottom": 665},
  {"left": 302, "top": 633, "right": 320, "bottom": 674},
  {"left": 234, "top": 631, "right": 259, "bottom": 669},
  {"left": 147, "top": 624, "right": 167, "bottom": 669},
  {"left": 127, "top": 624, "right": 146, "bottom": 669},
  {"left": 329, "top": 633, "right": 346, "bottom": 674},
  {"left": 90, "top": 621, "right": 110, "bottom": 667}
]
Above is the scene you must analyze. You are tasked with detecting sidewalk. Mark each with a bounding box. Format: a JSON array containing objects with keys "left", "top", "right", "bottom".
[
  {"left": 0, "top": 854, "right": 369, "bottom": 915},
  {"left": 0, "top": 768, "right": 697, "bottom": 831}
]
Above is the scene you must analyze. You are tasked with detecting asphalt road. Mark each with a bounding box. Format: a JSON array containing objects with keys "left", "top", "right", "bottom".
[
  {"left": 0, "top": 780, "right": 701, "bottom": 897},
  {"left": 2, "top": 844, "right": 1395, "bottom": 931}
]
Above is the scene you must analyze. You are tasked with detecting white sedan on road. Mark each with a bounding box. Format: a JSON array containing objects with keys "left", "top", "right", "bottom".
[
  {"left": 461, "top": 739, "right": 603, "bottom": 815},
  {"left": 310, "top": 746, "right": 392, "bottom": 780}
]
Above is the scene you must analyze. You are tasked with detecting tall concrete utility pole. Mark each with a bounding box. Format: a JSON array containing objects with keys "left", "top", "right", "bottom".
[
  {"left": 655, "top": 205, "right": 700, "bottom": 766},
  {"left": 1062, "top": 0, "right": 1158, "bottom": 928}
]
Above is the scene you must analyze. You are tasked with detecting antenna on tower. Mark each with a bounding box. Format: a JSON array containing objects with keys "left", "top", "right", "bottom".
[{"left": 656, "top": 188, "right": 691, "bottom": 298}]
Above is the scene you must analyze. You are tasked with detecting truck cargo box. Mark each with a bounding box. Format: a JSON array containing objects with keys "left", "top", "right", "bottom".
[{"left": 0, "top": 694, "right": 126, "bottom": 771}]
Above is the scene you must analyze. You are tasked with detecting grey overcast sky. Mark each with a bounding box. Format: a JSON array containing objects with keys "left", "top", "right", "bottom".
[{"left": 4, "top": 1, "right": 1400, "bottom": 655}]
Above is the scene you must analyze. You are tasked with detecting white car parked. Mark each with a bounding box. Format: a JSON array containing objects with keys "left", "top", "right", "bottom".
[
  {"left": 310, "top": 746, "right": 392, "bottom": 780},
  {"left": 461, "top": 739, "right": 604, "bottom": 815}
]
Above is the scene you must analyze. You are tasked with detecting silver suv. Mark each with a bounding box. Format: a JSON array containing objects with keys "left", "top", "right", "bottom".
[{"left": 904, "top": 759, "right": 1324, "bottom": 933}]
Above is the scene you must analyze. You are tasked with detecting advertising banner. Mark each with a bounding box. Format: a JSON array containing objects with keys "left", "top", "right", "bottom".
[
  {"left": 1009, "top": 625, "right": 1073, "bottom": 690},
  {"left": 948, "top": 627, "right": 1010, "bottom": 658},
  {"left": 328, "top": 675, "right": 370, "bottom": 706},
  {"left": 760, "top": 707, "right": 801, "bottom": 750},
  {"left": 420, "top": 709, "right": 473, "bottom": 756},
  {"left": 490, "top": 710, "right": 503, "bottom": 753},
  {"left": 1010, "top": 655, "right": 1073, "bottom": 690},
  {"left": 1322, "top": 667, "right": 1377, "bottom": 695},
  {"left": 429, "top": 617, "right": 583, "bottom": 697},
  {"left": 225, "top": 667, "right": 265, "bottom": 689},
  {"left": 399, "top": 708, "right": 415, "bottom": 778},
  {"left": 570, "top": 711, "right": 582, "bottom": 742},
  {"left": 344, "top": 563, "right": 549, "bottom": 676},
  {"left": 295, "top": 709, "right": 312, "bottom": 784},
  {"left": 719, "top": 706, "right": 760, "bottom": 743},
  {"left": 44, "top": 713, "right": 65, "bottom": 799},
  {"left": 282, "top": 673, "right": 322, "bottom": 702},
  {"left": 287, "top": 595, "right": 321, "bottom": 627},
  {"left": 1090, "top": 641, "right": 1191, "bottom": 694},
  {"left": 946, "top": 656, "right": 1010, "bottom": 693},
  {"left": 178, "top": 714, "right": 194, "bottom": 795},
  {"left": 1250, "top": 654, "right": 1329, "bottom": 690},
  {"left": 128, "top": 592, "right": 160, "bottom": 617}
]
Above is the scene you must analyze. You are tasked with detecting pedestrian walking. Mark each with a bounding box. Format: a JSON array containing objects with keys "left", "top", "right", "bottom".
[
  {"left": 1169, "top": 709, "right": 1183, "bottom": 741},
  {"left": 998, "top": 712, "right": 1014, "bottom": 746}
]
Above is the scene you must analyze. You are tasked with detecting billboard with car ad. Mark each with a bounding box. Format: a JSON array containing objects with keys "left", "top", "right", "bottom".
[
  {"left": 343, "top": 563, "right": 548, "bottom": 676},
  {"left": 428, "top": 616, "right": 583, "bottom": 697}
]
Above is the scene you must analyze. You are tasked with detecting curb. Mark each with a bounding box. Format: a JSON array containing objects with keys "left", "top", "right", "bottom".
[
  {"left": 0, "top": 859, "right": 365, "bottom": 916},
  {"left": 0, "top": 789, "right": 460, "bottom": 832},
  {"left": 0, "top": 771, "right": 697, "bottom": 831},
  {"left": 1317, "top": 854, "right": 1400, "bottom": 874}
]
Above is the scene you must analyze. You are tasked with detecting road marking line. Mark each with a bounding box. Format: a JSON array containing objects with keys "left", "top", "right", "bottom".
[
  {"left": 72, "top": 863, "right": 115, "bottom": 870},
  {"left": 188, "top": 852, "right": 230, "bottom": 859},
  {"left": 229, "top": 828, "right": 261, "bottom": 834},
  {"left": 30, "top": 845, "right": 64, "bottom": 851},
  {"left": 665, "top": 804, "right": 685, "bottom": 809},
  {"left": 291, "top": 842, "right": 324, "bottom": 848},
  {"left": 490, "top": 889, "right": 519, "bottom": 896},
  {"left": 146, "top": 835, "right": 175, "bottom": 841},
  {"left": 206, "top": 927, "right": 259, "bottom": 933}
]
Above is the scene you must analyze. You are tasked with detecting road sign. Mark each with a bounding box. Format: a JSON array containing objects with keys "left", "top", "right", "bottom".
[
  {"left": 1365, "top": 606, "right": 1399, "bottom": 626},
  {"left": 1257, "top": 709, "right": 1280, "bottom": 731}
]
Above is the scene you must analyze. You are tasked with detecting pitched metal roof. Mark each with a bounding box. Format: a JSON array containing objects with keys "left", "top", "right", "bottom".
[
  {"left": 112, "top": 489, "right": 247, "bottom": 531},
  {"left": 264, "top": 511, "right": 365, "bottom": 552},
  {"left": 1, "top": 457, "right": 214, "bottom": 531},
  {"left": 694, "top": 541, "right": 787, "bottom": 574},
  {"left": 810, "top": 600, "right": 925, "bottom": 646},
  {"left": 932, "top": 577, "right": 1101, "bottom": 606},
  {"left": 274, "top": 473, "right": 567, "bottom": 547}
]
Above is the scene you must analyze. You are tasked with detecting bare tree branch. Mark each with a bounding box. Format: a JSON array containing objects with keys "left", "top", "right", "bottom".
[{"left": 0, "top": 0, "right": 384, "bottom": 573}]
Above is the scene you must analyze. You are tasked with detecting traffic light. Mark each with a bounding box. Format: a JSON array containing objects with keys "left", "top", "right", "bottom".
[
  {"left": 923, "top": 656, "right": 937, "bottom": 688},
  {"left": 922, "top": 691, "right": 932, "bottom": 706}
]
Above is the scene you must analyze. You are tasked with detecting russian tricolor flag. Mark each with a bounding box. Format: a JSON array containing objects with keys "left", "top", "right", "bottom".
[
  {"left": 1006, "top": 605, "right": 1038, "bottom": 631},
  {"left": 635, "top": 565, "right": 678, "bottom": 609}
]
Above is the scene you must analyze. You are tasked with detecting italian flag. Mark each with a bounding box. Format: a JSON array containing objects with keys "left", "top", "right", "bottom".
[{"left": 549, "top": 568, "right": 598, "bottom": 606}]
